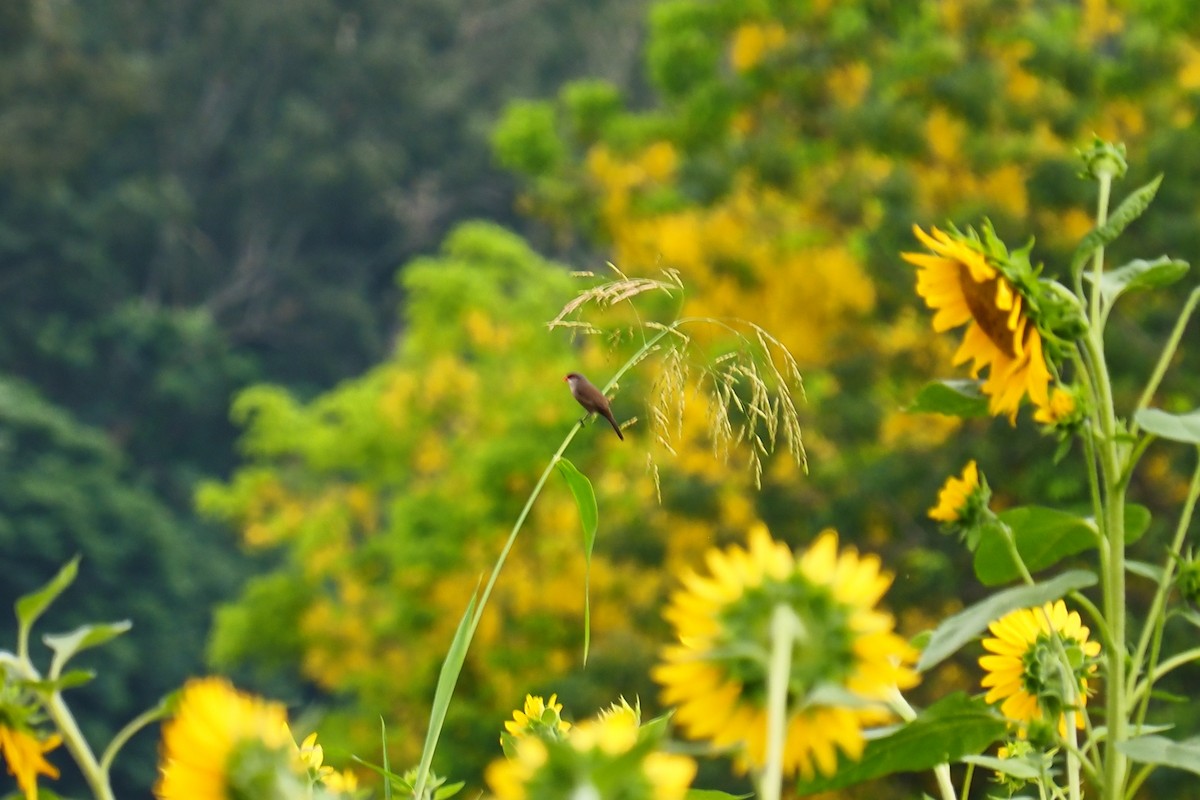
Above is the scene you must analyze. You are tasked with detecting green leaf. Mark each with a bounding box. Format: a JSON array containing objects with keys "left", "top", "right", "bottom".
[
  {"left": 907, "top": 380, "right": 989, "bottom": 418},
  {"left": 916, "top": 570, "right": 1097, "bottom": 672},
  {"left": 413, "top": 589, "right": 478, "bottom": 799},
  {"left": 793, "top": 694, "right": 1006, "bottom": 794},
  {"left": 44, "top": 621, "right": 132, "bottom": 679},
  {"left": 686, "top": 791, "right": 753, "bottom": 800},
  {"left": 557, "top": 457, "right": 598, "bottom": 664},
  {"left": 1086, "top": 256, "right": 1189, "bottom": 307},
  {"left": 1127, "top": 560, "right": 1165, "bottom": 582},
  {"left": 1126, "top": 503, "right": 1153, "bottom": 542},
  {"left": 1071, "top": 175, "right": 1162, "bottom": 275},
  {"left": 21, "top": 670, "right": 96, "bottom": 693},
  {"left": 556, "top": 457, "right": 598, "bottom": 540},
  {"left": 973, "top": 505, "right": 1149, "bottom": 586},
  {"left": 1118, "top": 735, "right": 1200, "bottom": 776},
  {"left": 383, "top": 715, "right": 392, "bottom": 800},
  {"left": 434, "top": 781, "right": 465, "bottom": 799},
  {"left": 16, "top": 556, "right": 80, "bottom": 633},
  {"left": 1135, "top": 408, "right": 1200, "bottom": 444}
]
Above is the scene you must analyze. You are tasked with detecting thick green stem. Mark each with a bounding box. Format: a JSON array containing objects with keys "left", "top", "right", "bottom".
[
  {"left": 43, "top": 691, "right": 115, "bottom": 800},
  {"left": 1060, "top": 664, "right": 1082, "bottom": 800},
  {"left": 888, "top": 688, "right": 956, "bottom": 800},
  {"left": 1088, "top": 172, "right": 1112, "bottom": 328},
  {"left": 760, "top": 605, "right": 800, "bottom": 800},
  {"left": 1074, "top": 167, "right": 1132, "bottom": 800},
  {"left": 1095, "top": 371, "right": 1128, "bottom": 800},
  {"left": 1079, "top": 206, "right": 1129, "bottom": 800}
]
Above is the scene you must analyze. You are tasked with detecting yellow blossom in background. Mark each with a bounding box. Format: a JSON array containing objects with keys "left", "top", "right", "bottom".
[
  {"left": 653, "top": 525, "right": 918, "bottom": 779},
  {"left": 926, "top": 107, "right": 966, "bottom": 164},
  {"left": 827, "top": 61, "right": 872, "bottom": 108},
  {"left": 639, "top": 141, "right": 678, "bottom": 182},
  {"left": 929, "top": 460, "right": 980, "bottom": 523},
  {"left": 729, "top": 22, "right": 788, "bottom": 72},
  {"left": 155, "top": 677, "right": 295, "bottom": 800},
  {"left": 904, "top": 224, "right": 1051, "bottom": 422},
  {"left": 980, "top": 600, "right": 1101, "bottom": 735},
  {"left": 1178, "top": 40, "right": 1200, "bottom": 90},
  {"left": 0, "top": 725, "right": 60, "bottom": 800},
  {"left": 1079, "top": 0, "right": 1123, "bottom": 44}
]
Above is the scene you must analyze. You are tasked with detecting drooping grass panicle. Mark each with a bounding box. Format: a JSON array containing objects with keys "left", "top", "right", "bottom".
[
  {"left": 552, "top": 269, "right": 807, "bottom": 488},
  {"left": 548, "top": 265, "right": 684, "bottom": 331}
]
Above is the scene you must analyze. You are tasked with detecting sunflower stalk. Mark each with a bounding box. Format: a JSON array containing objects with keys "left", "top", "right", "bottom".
[
  {"left": 42, "top": 687, "right": 115, "bottom": 800},
  {"left": 1080, "top": 203, "right": 1130, "bottom": 800},
  {"left": 760, "top": 605, "right": 801, "bottom": 800}
]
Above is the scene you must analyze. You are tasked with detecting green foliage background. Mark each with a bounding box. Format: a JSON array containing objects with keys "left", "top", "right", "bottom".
[{"left": 5, "top": 0, "right": 1200, "bottom": 797}]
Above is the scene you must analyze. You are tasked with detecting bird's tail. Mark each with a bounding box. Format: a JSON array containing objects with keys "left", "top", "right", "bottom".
[{"left": 605, "top": 412, "right": 625, "bottom": 440}]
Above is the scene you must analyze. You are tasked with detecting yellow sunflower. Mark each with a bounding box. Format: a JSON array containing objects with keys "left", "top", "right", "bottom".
[
  {"left": 288, "top": 725, "right": 358, "bottom": 794},
  {"left": 0, "top": 724, "right": 60, "bottom": 800},
  {"left": 486, "top": 697, "right": 695, "bottom": 800},
  {"left": 980, "top": 600, "right": 1101, "bottom": 735},
  {"left": 155, "top": 676, "right": 295, "bottom": 800},
  {"left": 904, "top": 224, "right": 1051, "bottom": 422},
  {"left": 1033, "top": 385, "right": 1080, "bottom": 427},
  {"left": 652, "top": 524, "right": 918, "bottom": 779},
  {"left": 929, "top": 460, "right": 980, "bottom": 522},
  {"left": 503, "top": 694, "right": 571, "bottom": 742}
]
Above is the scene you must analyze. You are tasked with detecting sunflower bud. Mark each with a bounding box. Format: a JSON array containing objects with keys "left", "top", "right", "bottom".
[
  {"left": 1077, "top": 137, "right": 1128, "bottom": 182},
  {"left": 1174, "top": 549, "right": 1200, "bottom": 607},
  {"left": 500, "top": 694, "right": 573, "bottom": 758}
]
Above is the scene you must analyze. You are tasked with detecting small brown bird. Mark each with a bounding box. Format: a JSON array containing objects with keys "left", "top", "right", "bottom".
[{"left": 564, "top": 372, "right": 624, "bottom": 440}]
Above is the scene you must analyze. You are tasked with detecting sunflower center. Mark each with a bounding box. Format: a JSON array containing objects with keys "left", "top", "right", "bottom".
[
  {"left": 958, "top": 265, "right": 1018, "bottom": 358},
  {"left": 1020, "top": 635, "right": 1088, "bottom": 714},
  {"left": 716, "top": 578, "right": 856, "bottom": 703}
]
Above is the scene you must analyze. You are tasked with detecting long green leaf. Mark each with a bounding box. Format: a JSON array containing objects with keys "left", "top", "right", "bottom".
[
  {"left": 556, "top": 457, "right": 598, "bottom": 663},
  {"left": 556, "top": 457, "right": 598, "bottom": 539},
  {"left": 1118, "top": 735, "right": 1200, "bottom": 777},
  {"left": 793, "top": 694, "right": 1006, "bottom": 794},
  {"left": 414, "top": 589, "right": 478, "bottom": 799},
  {"left": 1070, "top": 174, "right": 1163, "bottom": 275},
  {"left": 16, "top": 556, "right": 81, "bottom": 633},
  {"left": 973, "top": 505, "right": 1149, "bottom": 586},
  {"left": 1135, "top": 408, "right": 1200, "bottom": 444},
  {"left": 916, "top": 570, "right": 1097, "bottom": 672}
]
